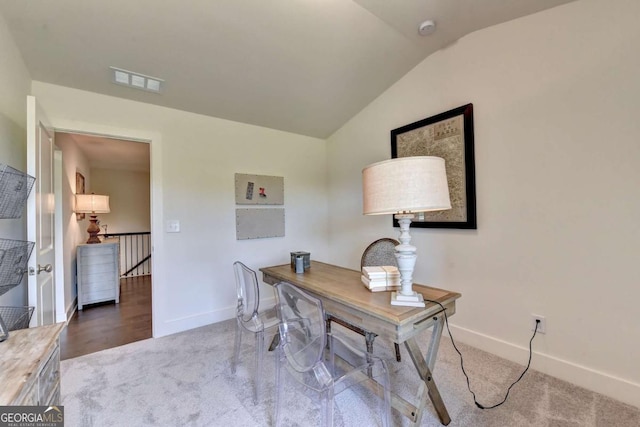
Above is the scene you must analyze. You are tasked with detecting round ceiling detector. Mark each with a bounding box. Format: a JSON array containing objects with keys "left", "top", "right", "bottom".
[{"left": 418, "top": 20, "right": 436, "bottom": 36}]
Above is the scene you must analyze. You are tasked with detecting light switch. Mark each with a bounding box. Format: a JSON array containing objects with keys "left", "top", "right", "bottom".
[{"left": 166, "top": 220, "right": 180, "bottom": 233}]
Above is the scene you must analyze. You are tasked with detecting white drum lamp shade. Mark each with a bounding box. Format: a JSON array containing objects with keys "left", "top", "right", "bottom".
[
  {"left": 75, "top": 194, "right": 110, "bottom": 244},
  {"left": 75, "top": 194, "right": 110, "bottom": 214},
  {"left": 362, "top": 156, "right": 451, "bottom": 307},
  {"left": 363, "top": 156, "right": 451, "bottom": 215}
]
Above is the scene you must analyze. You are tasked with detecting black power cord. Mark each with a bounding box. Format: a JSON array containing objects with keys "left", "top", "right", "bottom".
[{"left": 424, "top": 298, "right": 540, "bottom": 409}]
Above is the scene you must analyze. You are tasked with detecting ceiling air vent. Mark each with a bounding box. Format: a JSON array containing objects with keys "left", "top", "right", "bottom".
[{"left": 110, "top": 66, "right": 164, "bottom": 94}]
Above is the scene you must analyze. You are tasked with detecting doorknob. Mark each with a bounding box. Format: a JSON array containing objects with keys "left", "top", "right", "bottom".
[{"left": 37, "top": 264, "right": 53, "bottom": 274}]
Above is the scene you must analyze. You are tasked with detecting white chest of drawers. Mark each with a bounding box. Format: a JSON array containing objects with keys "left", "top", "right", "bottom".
[{"left": 77, "top": 240, "right": 120, "bottom": 310}]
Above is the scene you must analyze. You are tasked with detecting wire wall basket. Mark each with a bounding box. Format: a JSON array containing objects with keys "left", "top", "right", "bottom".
[
  {"left": 0, "top": 306, "right": 34, "bottom": 342},
  {"left": 0, "top": 306, "right": 34, "bottom": 331},
  {"left": 0, "top": 163, "right": 35, "bottom": 219},
  {"left": 0, "top": 238, "right": 35, "bottom": 297}
]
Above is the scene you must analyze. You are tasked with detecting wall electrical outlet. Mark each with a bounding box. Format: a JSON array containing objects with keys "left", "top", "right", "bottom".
[{"left": 531, "top": 314, "right": 546, "bottom": 334}]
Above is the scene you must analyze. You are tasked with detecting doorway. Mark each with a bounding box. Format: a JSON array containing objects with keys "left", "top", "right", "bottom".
[{"left": 55, "top": 132, "right": 152, "bottom": 359}]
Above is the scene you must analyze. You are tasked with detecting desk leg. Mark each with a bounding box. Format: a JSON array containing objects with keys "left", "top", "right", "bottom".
[
  {"left": 364, "top": 331, "right": 376, "bottom": 377},
  {"left": 404, "top": 324, "right": 451, "bottom": 426},
  {"left": 426, "top": 315, "right": 445, "bottom": 371},
  {"left": 364, "top": 331, "right": 376, "bottom": 355}
]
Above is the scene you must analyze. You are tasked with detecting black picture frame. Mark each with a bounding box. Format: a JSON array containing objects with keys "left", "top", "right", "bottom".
[
  {"left": 391, "top": 103, "right": 476, "bottom": 229},
  {"left": 75, "top": 172, "right": 85, "bottom": 221}
]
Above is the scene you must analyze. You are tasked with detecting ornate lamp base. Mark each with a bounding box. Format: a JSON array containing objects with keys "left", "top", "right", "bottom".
[
  {"left": 390, "top": 291, "right": 425, "bottom": 307},
  {"left": 85, "top": 215, "right": 102, "bottom": 244},
  {"left": 391, "top": 214, "right": 426, "bottom": 307}
]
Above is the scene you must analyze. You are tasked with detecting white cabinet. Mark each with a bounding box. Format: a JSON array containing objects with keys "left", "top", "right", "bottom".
[{"left": 77, "top": 240, "right": 120, "bottom": 310}]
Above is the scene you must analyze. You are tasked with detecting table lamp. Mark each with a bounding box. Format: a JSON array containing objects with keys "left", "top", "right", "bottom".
[
  {"left": 75, "top": 194, "right": 110, "bottom": 244},
  {"left": 362, "top": 156, "right": 451, "bottom": 307}
]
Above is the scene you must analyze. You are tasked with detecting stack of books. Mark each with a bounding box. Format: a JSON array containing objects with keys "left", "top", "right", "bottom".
[{"left": 361, "top": 266, "right": 401, "bottom": 292}]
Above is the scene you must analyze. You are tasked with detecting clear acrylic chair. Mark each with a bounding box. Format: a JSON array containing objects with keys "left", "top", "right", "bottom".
[
  {"left": 232, "top": 261, "right": 280, "bottom": 404},
  {"left": 274, "top": 281, "right": 391, "bottom": 427}
]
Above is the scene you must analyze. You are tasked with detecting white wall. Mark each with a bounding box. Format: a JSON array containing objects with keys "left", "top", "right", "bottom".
[
  {"left": 326, "top": 0, "right": 640, "bottom": 407},
  {"left": 91, "top": 167, "right": 151, "bottom": 278},
  {"left": 0, "top": 12, "right": 31, "bottom": 306},
  {"left": 53, "top": 132, "right": 91, "bottom": 315},
  {"left": 31, "top": 81, "right": 330, "bottom": 337},
  {"left": 91, "top": 168, "right": 151, "bottom": 234},
  {"left": 0, "top": 12, "right": 30, "bottom": 129}
]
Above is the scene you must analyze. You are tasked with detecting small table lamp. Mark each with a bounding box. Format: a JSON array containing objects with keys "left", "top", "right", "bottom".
[
  {"left": 75, "top": 194, "right": 110, "bottom": 244},
  {"left": 362, "top": 156, "right": 451, "bottom": 307}
]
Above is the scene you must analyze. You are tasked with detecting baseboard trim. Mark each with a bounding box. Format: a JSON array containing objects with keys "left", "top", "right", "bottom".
[
  {"left": 155, "top": 296, "right": 277, "bottom": 338},
  {"left": 157, "top": 308, "right": 235, "bottom": 337},
  {"left": 65, "top": 298, "right": 77, "bottom": 322},
  {"left": 448, "top": 324, "right": 640, "bottom": 408}
]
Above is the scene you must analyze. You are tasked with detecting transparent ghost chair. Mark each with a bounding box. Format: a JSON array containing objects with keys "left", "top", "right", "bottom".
[
  {"left": 274, "top": 281, "right": 391, "bottom": 427},
  {"left": 232, "top": 261, "right": 280, "bottom": 404}
]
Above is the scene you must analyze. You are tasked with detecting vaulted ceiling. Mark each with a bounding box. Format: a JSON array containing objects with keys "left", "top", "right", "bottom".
[{"left": 1, "top": 0, "right": 576, "bottom": 139}]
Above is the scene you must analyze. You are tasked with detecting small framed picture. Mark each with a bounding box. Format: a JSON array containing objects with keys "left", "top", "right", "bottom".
[{"left": 76, "top": 172, "right": 85, "bottom": 220}]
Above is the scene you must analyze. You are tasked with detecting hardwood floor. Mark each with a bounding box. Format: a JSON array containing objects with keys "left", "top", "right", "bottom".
[{"left": 60, "top": 275, "right": 152, "bottom": 360}]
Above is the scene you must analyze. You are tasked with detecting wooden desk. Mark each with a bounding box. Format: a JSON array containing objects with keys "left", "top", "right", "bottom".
[
  {"left": 0, "top": 323, "right": 65, "bottom": 405},
  {"left": 261, "top": 261, "right": 461, "bottom": 426}
]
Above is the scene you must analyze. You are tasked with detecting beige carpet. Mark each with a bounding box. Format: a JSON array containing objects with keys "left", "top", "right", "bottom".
[{"left": 61, "top": 318, "right": 639, "bottom": 426}]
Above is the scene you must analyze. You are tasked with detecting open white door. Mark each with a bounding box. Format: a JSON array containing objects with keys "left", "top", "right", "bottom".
[{"left": 27, "top": 95, "right": 56, "bottom": 326}]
